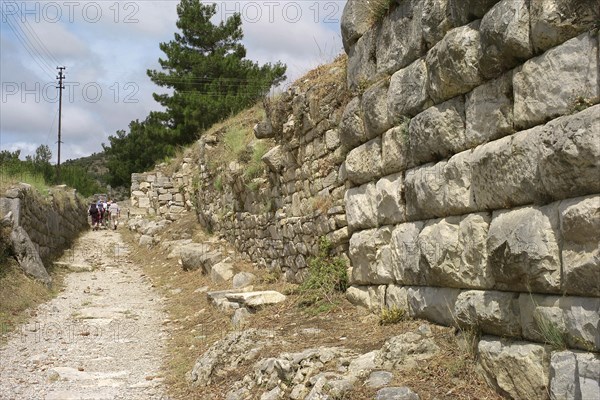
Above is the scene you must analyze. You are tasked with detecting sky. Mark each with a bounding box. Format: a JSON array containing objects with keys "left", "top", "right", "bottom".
[{"left": 0, "top": 0, "right": 346, "bottom": 163}]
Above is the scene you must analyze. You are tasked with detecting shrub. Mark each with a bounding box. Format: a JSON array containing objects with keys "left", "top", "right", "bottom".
[
  {"left": 298, "top": 238, "right": 347, "bottom": 313},
  {"left": 379, "top": 306, "right": 408, "bottom": 325}
]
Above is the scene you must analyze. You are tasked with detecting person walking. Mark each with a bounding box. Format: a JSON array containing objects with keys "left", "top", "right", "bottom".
[{"left": 108, "top": 201, "right": 121, "bottom": 230}]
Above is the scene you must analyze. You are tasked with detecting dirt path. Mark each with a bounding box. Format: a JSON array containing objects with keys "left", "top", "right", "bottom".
[{"left": 0, "top": 229, "right": 168, "bottom": 400}]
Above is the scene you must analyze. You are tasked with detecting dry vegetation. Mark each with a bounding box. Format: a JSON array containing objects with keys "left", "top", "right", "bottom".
[{"left": 124, "top": 214, "right": 502, "bottom": 400}]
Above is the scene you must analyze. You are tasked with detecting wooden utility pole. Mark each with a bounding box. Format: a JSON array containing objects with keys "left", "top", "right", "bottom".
[{"left": 56, "top": 66, "right": 66, "bottom": 180}]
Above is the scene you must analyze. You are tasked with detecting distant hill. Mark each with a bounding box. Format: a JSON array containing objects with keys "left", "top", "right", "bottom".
[{"left": 63, "top": 152, "right": 128, "bottom": 201}]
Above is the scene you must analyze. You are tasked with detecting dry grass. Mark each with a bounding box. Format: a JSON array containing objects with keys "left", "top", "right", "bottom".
[
  {"left": 123, "top": 214, "right": 503, "bottom": 400},
  {"left": 0, "top": 258, "right": 65, "bottom": 345}
]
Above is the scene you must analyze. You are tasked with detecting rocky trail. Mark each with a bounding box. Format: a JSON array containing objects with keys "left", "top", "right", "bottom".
[{"left": 0, "top": 228, "right": 168, "bottom": 400}]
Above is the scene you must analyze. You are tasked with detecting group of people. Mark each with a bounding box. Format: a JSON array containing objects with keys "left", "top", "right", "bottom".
[{"left": 88, "top": 199, "right": 120, "bottom": 231}]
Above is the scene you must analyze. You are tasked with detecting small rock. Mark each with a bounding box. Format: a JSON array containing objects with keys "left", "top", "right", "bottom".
[
  {"left": 366, "top": 371, "right": 394, "bottom": 388},
  {"left": 375, "top": 387, "right": 420, "bottom": 400}
]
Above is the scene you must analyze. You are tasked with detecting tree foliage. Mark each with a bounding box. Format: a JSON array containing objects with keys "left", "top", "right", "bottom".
[{"left": 103, "top": 0, "right": 286, "bottom": 186}]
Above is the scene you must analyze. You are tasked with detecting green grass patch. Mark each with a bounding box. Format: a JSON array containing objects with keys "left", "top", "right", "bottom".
[{"left": 298, "top": 238, "right": 347, "bottom": 314}]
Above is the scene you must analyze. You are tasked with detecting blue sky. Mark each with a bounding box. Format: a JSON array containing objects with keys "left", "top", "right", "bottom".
[{"left": 0, "top": 0, "right": 345, "bottom": 163}]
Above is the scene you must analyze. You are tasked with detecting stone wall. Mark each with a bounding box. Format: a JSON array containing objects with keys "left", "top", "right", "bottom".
[
  {"left": 341, "top": 0, "right": 599, "bottom": 398},
  {"left": 0, "top": 184, "right": 89, "bottom": 284},
  {"left": 130, "top": 62, "right": 351, "bottom": 282}
]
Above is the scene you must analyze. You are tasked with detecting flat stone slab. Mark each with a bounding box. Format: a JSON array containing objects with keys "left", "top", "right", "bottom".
[
  {"left": 206, "top": 287, "right": 254, "bottom": 305},
  {"left": 224, "top": 291, "right": 287, "bottom": 307},
  {"left": 53, "top": 262, "right": 94, "bottom": 272}
]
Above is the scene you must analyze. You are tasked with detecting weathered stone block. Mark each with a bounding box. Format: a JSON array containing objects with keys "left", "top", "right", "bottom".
[
  {"left": 346, "top": 285, "right": 386, "bottom": 311},
  {"left": 389, "top": 221, "right": 425, "bottom": 286},
  {"left": 479, "top": 0, "right": 532, "bottom": 79},
  {"left": 478, "top": 338, "right": 550, "bottom": 400},
  {"left": 488, "top": 204, "right": 561, "bottom": 293},
  {"left": 470, "top": 125, "right": 546, "bottom": 210},
  {"left": 387, "top": 58, "right": 432, "bottom": 122},
  {"left": 419, "top": 213, "right": 493, "bottom": 289},
  {"left": 538, "top": 105, "right": 600, "bottom": 201},
  {"left": 550, "top": 351, "right": 600, "bottom": 400},
  {"left": 341, "top": 0, "right": 372, "bottom": 52},
  {"left": 339, "top": 97, "right": 367, "bottom": 149},
  {"left": 377, "top": 0, "right": 425, "bottom": 75},
  {"left": 349, "top": 227, "right": 394, "bottom": 285},
  {"left": 385, "top": 285, "right": 409, "bottom": 312},
  {"left": 406, "top": 286, "right": 460, "bottom": 326},
  {"left": 361, "top": 80, "right": 392, "bottom": 139},
  {"left": 381, "top": 123, "right": 410, "bottom": 175},
  {"left": 454, "top": 290, "right": 521, "bottom": 337},
  {"left": 345, "top": 183, "right": 378, "bottom": 232},
  {"left": 345, "top": 138, "right": 383, "bottom": 186},
  {"left": 530, "top": 0, "right": 600, "bottom": 53},
  {"left": 513, "top": 32, "right": 599, "bottom": 130},
  {"left": 421, "top": 0, "right": 455, "bottom": 49},
  {"left": 408, "top": 96, "right": 466, "bottom": 166},
  {"left": 560, "top": 195, "right": 600, "bottom": 297},
  {"left": 465, "top": 72, "right": 514, "bottom": 146},
  {"left": 347, "top": 28, "right": 377, "bottom": 91},
  {"left": 426, "top": 22, "right": 484, "bottom": 104},
  {"left": 447, "top": 0, "right": 500, "bottom": 26},
  {"left": 375, "top": 173, "right": 405, "bottom": 226},
  {"left": 519, "top": 294, "right": 600, "bottom": 351},
  {"left": 405, "top": 151, "right": 476, "bottom": 220}
]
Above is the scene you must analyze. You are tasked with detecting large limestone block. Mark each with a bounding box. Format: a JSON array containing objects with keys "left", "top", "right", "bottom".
[
  {"left": 180, "top": 244, "right": 223, "bottom": 273},
  {"left": 426, "top": 22, "right": 484, "bottom": 104},
  {"left": 341, "top": 0, "right": 372, "bottom": 52},
  {"left": 406, "top": 286, "right": 460, "bottom": 326},
  {"left": 385, "top": 285, "right": 409, "bottom": 312},
  {"left": 465, "top": 72, "right": 514, "bottom": 146},
  {"left": 345, "top": 138, "right": 383, "bottom": 185},
  {"left": 377, "top": 0, "right": 426, "bottom": 75},
  {"left": 387, "top": 58, "right": 432, "bottom": 122},
  {"left": 519, "top": 294, "right": 600, "bottom": 351},
  {"left": 346, "top": 285, "right": 386, "bottom": 311},
  {"left": 345, "top": 183, "right": 378, "bottom": 232},
  {"left": 470, "top": 125, "right": 546, "bottom": 210},
  {"left": 530, "top": 0, "right": 600, "bottom": 53},
  {"left": 375, "top": 173, "right": 406, "bottom": 226},
  {"left": 339, "top": 97, "right": 367, "bottom": 149},
  {"left": 347, "top": 28, "right": 377, "bottom": 91},
  {"left": 262, "top": 145, "right": 291, "bottom": 173},
  {"left": 407, "top": 96, "right": 466, "bottom": 166},
  {"left": 381, "top": 123, "right": 410, "bottom": 175},
  {"left": 513, "top": 32, "right": 599, "bottom": 130},
  {"left": 421, "top": 0, "right": 455, "bottom": 49},
  {"left": 538, "top": 105, "right": 600, "bottom": 201},
  {"left": 447, "top": 0, "right": 501, "bottom": 26},
  {"left": 478, "top": 338, "right": 550, "bottom": 400},
  {"left": 454, "top": 290, "right": 521, "bottom": 337},
  {"left": 390, "top": 221, "right": 425, "bottom": 285},
  {"left": 10, "top": 226, "right": 51, "bottom": 285},
  {"left": 419, "top": 213, "right": 493, "bottom": 289},
  {"left": 210, "top": 260, "right": 235, "bottom": 284},
  {"left": 559, "top": 195, "right": 600, "bottom": 297},
  {"left": 479, "top": 0, "right": 532, "bottom": 79},
  {"left": 361, "top": 80, "right": 392, "bottom": 138},
  {"left": 488, "top": 204, "right": 561, "bottom": 293},
  {"left": 225, "top": 291, "right": 286, "bottom": 308},
  {"left": 405, "top": 151, "right": 476, "bottom": 220},
  {"left": 349, "top": 227, "right": 394, "bottom": 285},
  {"left": 550, "top": 351, "right": 600, "bottom": 400}
]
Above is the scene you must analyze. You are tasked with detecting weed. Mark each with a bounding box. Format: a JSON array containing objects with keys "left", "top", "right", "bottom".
[
  {"left": 379, "top": 306, "right": 408, "bottom": 325},
  {"left": 569, "top": 96, "right": 595, "bottom": 114},
  {"left": 261, "top": 270, "right": 281, "bottom": 284},
  {"left": 298, "top": 238, "right": 347, "bottom": 314},
  {"left": 532, "top": 310, "right": 568, "bottom": 351},
  {"left": 214, "top": 175, "right": 223, "bottom": 192}
]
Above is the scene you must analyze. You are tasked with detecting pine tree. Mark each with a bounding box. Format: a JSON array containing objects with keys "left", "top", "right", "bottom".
[{"left": 147, "top": 0, "right": 286, "bottom": 144}]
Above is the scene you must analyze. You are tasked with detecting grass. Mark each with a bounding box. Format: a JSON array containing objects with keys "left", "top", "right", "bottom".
[
  {"left": 532, "top": 310, "right": 568, "bottom": 351},
  {"left": 0, "top": 170, "right": 50, "bottom": 197},
  {"left": 379, "top": 306, "right": 408, "bottom": 326},
  {"left": 0, "top": 258, "right": 65, "bottom": 344},
  {"left": 297, "top": 238, "right": 348, "bottom": 314}
]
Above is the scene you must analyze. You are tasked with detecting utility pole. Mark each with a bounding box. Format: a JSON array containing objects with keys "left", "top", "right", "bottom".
[{"left": 56, "top": 66, "right": 66, "bottom": 181}]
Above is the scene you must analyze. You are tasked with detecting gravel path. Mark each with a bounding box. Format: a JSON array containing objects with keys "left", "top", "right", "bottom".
[{"left": 0, "top": 229, "right": 168, "bottom": 400}]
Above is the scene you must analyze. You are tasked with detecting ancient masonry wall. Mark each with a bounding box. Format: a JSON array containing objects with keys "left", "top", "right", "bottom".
[
  {"left": 130, "top": 65, "right": 351, "bottom": 282},
  {"left": 340, "top": 0, "right": 599, "bottom": 398},
  {"left": 0, "top": 184, "right": 89, "bottom": 284}
]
